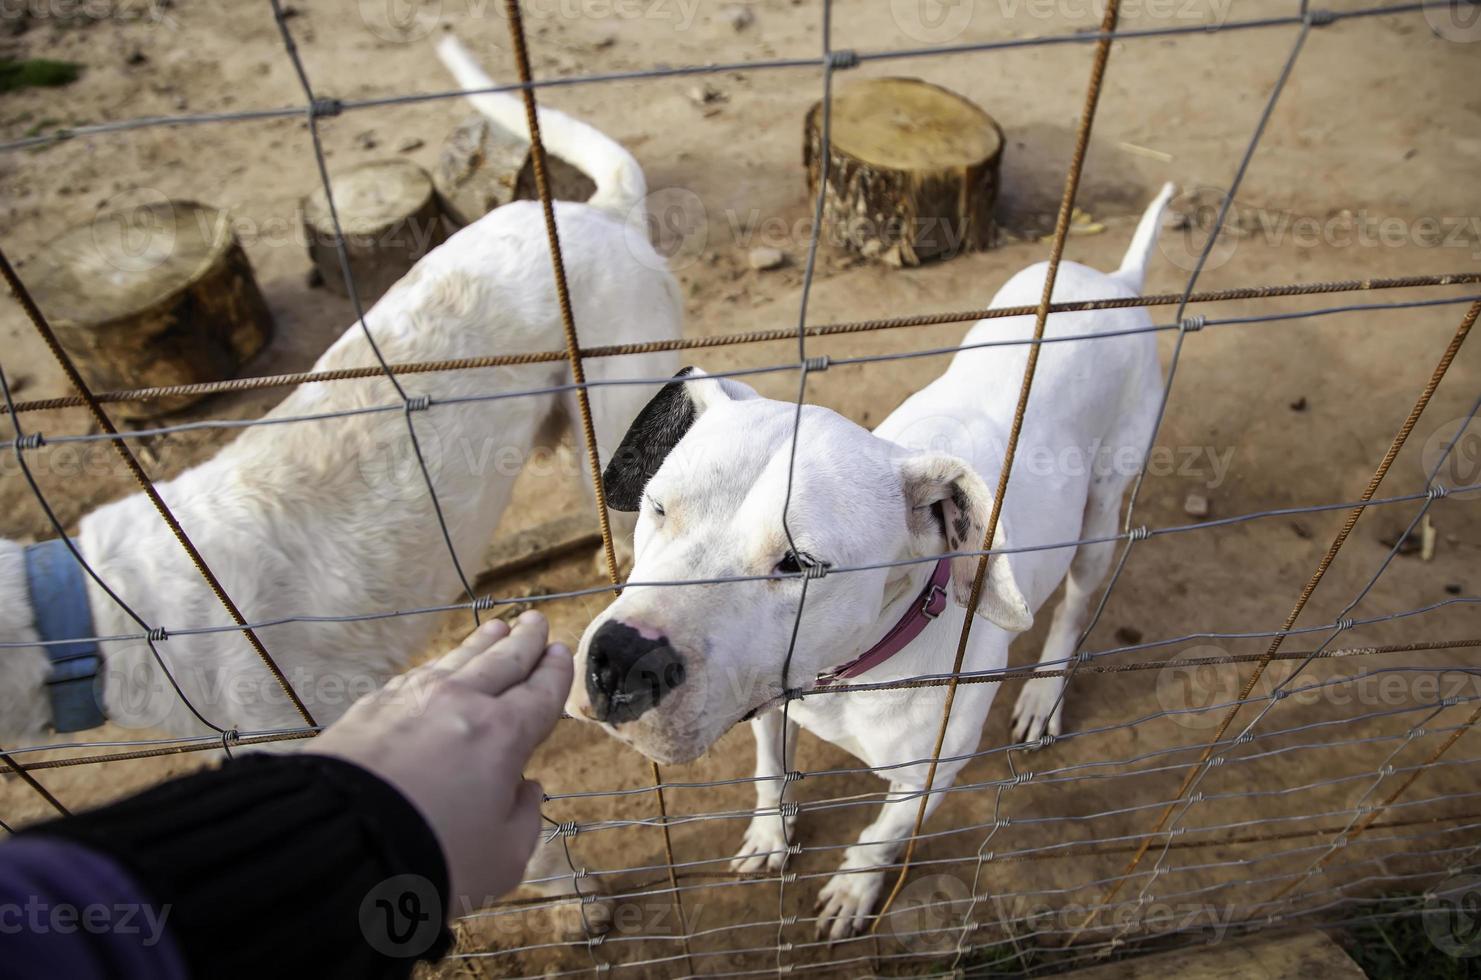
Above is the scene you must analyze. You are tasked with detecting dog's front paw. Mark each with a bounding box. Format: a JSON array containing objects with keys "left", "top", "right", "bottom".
[
  {"left": 1011, "top": 674, "right": 1064, "bottom": 745},
  {"left": 815, "top": 870, "right": 884, "bottom": 942},
  {"left": 730, "top": 815, "right": 794, "bottom": 874}
]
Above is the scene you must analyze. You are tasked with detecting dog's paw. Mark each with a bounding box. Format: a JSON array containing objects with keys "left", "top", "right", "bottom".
[
  {"left": 730, "top": 816, "right": 794, "bottom": 874},
  {"left": 1011, "top": 675, "right": 1064, "bottom": 746},
  {"left": 815, "top": 870, "right": 884, "bottom": 942}
]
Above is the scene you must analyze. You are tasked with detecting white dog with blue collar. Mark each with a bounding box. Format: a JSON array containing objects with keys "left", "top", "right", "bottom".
[{"left": 0, "top": 37, "right": 677, "bottom": 749}]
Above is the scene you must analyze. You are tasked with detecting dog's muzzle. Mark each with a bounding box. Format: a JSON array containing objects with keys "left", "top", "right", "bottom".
[
  {"left": 585, "top": 620, "right": 685, "bottom": 725},
  {"left": 22, "top": 538, "right": 106, "bottom": 732}
]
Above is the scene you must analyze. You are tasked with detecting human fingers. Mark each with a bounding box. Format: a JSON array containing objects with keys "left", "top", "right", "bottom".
[
  {"left": 430, "top": 619, "right": 512, "bottom": 676},
  {"left": 495, "top": 643, "right": 573, "bottom": 759},
  {"left": 450, "top": 611, "right": 550, "bottom": 697}
]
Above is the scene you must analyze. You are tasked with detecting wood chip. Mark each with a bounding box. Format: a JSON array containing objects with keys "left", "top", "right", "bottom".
[
  {"left": 748, "top": 246, "right": 785, "bottom": 270},
  {"left": 1117, "top": 141, "right": 1174, "bottom": 162}
]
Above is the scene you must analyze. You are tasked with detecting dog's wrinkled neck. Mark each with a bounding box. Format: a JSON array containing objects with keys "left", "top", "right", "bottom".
[{"left": 866, "top": 558, "right": 937, "bottom": 648}]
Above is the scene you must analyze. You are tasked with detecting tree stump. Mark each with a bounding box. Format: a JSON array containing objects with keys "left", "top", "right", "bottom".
[
  {"left": 804, "top": 77, "right": 1004, "bottom": 267},
  {"left": 27, "top": 199, "right": 273, "bottom": 419},
  {"left": 301, "top": 159, "right": 451, "bottom": 305},
  {"left": 432, "top": 114, "right": 596, "bottom": 227}
]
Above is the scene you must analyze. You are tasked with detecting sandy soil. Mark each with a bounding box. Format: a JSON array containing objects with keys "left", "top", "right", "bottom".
[{"left": 2, "top": 1, "right": 1479, "bottom": 976}]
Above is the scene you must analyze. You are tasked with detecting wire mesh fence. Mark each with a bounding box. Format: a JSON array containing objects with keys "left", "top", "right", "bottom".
[{"left": 1, "top": 0, "right": 1479, "bottom": 976}]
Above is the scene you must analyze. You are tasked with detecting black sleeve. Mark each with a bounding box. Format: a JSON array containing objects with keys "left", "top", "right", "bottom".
[{"left": 20, "top": 753, "right": 453, "bottom": 980}]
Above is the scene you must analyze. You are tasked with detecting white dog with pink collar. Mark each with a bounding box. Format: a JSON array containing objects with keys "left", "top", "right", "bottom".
[{"left": 566, "top": 184, "right": 1176, "bottom": 939}]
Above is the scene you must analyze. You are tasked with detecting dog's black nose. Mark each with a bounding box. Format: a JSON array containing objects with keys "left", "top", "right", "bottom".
[{"left": 586, "top": 620, "right": 685, "bottom": 725}]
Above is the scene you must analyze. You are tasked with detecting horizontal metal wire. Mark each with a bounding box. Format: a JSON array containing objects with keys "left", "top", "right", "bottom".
[
  {"left": 4, "top": 605, "right": 1475, "bottom": 776},
  {"left": 547, "top": 677, "right": 1481, "bottom": 838},
  {"left": 0, "top": 2, "right": 1426, "bottom": 156},
  {"left": 459, "top": 840, "right": 1475, "bottom": 977},
  {"left": 3, "top": 5, "right": 1475, "bottom": 976},
  {"left": 516, "top": 745, "right": 1481, "bottom": 890},
  {"left": 4, "top": 277, "right": 1476, "bottom": 419},
  {"left": 1, "top": 476, "right": 1471, "bottom": 653},
  {"left": 5, "top": 290, "right": 1478, "bottom": 447}
]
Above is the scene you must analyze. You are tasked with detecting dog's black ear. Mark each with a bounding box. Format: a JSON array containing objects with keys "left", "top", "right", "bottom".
[{"left": 603, "top": 367, "right": 701, "bottom": 511}]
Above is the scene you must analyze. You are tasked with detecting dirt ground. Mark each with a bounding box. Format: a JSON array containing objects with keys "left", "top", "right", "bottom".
[{"left": 2, "top": 0, "right": 1480, "bottom": 976}]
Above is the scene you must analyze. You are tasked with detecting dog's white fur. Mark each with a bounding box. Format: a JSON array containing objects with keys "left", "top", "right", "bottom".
[
  {"left": 0, "top": 37, "right": 677, "bottom": 909},
  {"left": 569, "top": 184, "right": 1176, "bottom": 939}
]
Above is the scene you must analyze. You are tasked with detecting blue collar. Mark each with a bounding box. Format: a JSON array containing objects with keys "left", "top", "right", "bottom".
[{"left": 23, "top": 538, "right": 106, "bottom": 732}]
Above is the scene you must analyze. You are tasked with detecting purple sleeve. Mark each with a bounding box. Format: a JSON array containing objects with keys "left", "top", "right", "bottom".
[{"left": 0, "top": 836, "right": 186, "bottom": 980}]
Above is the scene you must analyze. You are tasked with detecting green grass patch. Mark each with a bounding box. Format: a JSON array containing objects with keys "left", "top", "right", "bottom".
[
  {"left": 0, "top": 59, "right": 84, "bottom": 94},
  {"left": 1344, "top": 907, "right": 1481, "bottom": 979}
]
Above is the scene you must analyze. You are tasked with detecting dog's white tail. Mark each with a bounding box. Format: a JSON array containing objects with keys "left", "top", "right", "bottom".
[
  {"left": 1112, "top": 182, "right": 1177, "bottom": 291},
  {"left": 435, "top": 36, "right": 647, "bottom": 227}
]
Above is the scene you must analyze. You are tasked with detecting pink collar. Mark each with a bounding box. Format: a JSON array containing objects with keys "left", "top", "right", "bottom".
[{"left": 816, "top": 558, "right": 951, "bottom": 686}]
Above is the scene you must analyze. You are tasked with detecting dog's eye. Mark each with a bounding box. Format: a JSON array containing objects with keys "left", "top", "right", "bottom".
[
  {"left": 776, "top": 550, "right": 826, "bottom": 576},
  {"left": 646, "top": 496, "right": 665, "bottom": 518}
]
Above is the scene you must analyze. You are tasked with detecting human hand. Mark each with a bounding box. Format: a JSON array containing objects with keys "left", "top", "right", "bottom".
[{"left": 314, "top": 611, "right": 572, "bottom": 908}]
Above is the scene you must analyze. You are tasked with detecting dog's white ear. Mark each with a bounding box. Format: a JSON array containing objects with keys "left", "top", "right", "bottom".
[
  {"left": 897, "top": 453, "right": 1033, "bottom": 633},
  {"left": 603, "top": 367, "right": 759, "bottom": 511}
]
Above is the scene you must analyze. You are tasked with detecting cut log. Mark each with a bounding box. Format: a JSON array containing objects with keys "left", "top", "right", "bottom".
[
  {"left": 301, "top": 159, "right": 451, "bottom": 304},
  {"left": 432, "top": 114, "right": 596, "bottom": 227},
  {"left": 27, "top": 200, "right": 273, "bottom": 419},
  {"left": 804, "top": 77, "right": 1004, "bottom": 267}
]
